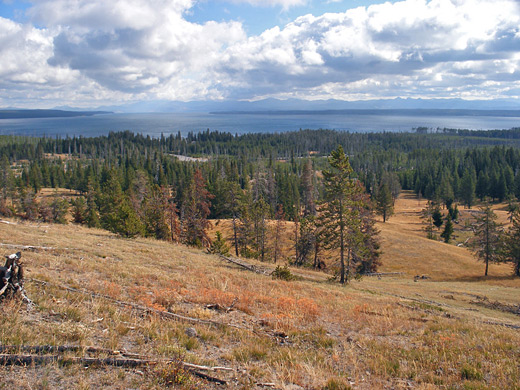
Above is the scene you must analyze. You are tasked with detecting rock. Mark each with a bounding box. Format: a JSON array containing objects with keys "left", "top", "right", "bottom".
[
  {"left": 185, "top": 327, "right": 198, "bottom": 338},
  {"left": 285, "top": 385, "right": 304, "bottom": 390}
]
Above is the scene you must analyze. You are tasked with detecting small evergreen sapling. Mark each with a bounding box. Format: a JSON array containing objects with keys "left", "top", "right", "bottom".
[{"left": 440, "top": 215, "right": 454, "bottom": 243}]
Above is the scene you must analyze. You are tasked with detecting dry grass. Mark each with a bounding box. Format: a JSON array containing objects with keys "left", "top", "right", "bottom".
[{"left": 0, "top": 191, "right": 519, "bottom": 389}]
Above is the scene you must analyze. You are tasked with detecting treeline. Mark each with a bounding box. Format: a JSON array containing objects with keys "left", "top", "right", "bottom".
[
  {"left": 3, "top": 129, "right": 520, "bottom": 213},
  {"left": 2, "top": 127, "right": 520, "bottom": 162},
  {"left": 398, "top": 147, "right": 520, "bottom": 207},
  {"left": 0, "top": 139, "right": 382, "bottom": 280},
  {"left": 2, "top": 128, "right": 520, "bottom": 275}
]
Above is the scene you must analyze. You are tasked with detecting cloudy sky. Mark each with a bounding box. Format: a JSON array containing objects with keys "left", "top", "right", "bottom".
[{"left": 0, "top": 0, "right": 519, "bottom": 108}]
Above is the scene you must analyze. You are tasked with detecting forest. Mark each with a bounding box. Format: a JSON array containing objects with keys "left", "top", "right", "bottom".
[{"left": 2, "top": 128, "right": 520, "bottom": 280}]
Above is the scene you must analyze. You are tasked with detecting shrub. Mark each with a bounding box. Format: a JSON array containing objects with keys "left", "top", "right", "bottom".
[
  {"left": 271, "top": 265, "right": 295, "bottom": 281},
  {"left": 208, "top": 231, "right": 230, "bottom": 256}
]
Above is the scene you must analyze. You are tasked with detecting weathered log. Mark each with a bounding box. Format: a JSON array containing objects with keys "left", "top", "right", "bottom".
[
  {"left": 0, "top": 353, "right": 229, "bottom": 384},
  {"left": 0, "top": 243, "right": 61, "bottom": 251},
  {"left": 0, "top": 345, "right": 131, "bottom": 356},
  {"left": 29, "top": 278, "right": 254, "bottom": 333},
  {"left": 0, "top": 354, "right": 149, "bottom": 367},
  {"left": 365, "top": 272, "right": 405, "bottom": 277},
  {"left": 218, "top": 254, "right": 272, "bottom": 275}
]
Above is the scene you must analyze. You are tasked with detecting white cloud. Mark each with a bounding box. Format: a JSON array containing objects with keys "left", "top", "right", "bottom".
[
  {"left": 29, "top": 0, "right": 245, "bottom": 99},
  {"left": 217, "top": 0, "right": 520, "bottom": 100},
  {"left": 0, "top": 17, "right": 77, "bottom": 89},
  {"left": 1, "top": 0, "right": 520, "bottom": 107}
]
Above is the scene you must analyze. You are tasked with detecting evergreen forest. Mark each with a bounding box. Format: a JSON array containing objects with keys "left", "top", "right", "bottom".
[{"left": 2, "top": 128, "right": 520, "bottom": 280}]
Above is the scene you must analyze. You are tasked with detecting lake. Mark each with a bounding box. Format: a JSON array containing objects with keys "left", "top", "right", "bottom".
[{"left": 0, "top": 112, "right": 519, "bottom": 138}]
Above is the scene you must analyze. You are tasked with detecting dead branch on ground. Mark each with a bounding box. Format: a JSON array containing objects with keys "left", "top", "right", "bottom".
[
  {"left": 0, "top": 353, "right": 229, "bottom": 384},
  {"left": 217, "top": 254, "right": 272, "bottom": 275},
  {"left": 29, "top": 278, "right": 256, "bottom": 334}
]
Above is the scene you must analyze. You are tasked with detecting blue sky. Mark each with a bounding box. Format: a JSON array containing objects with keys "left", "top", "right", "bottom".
[{"left": 0, "top": 0, "right": 519, "bottom": 108}]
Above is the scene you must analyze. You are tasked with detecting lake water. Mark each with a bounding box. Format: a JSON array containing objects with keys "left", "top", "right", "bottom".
[{"left": 0, "top": 112, "right": 519, "bottom": 138}]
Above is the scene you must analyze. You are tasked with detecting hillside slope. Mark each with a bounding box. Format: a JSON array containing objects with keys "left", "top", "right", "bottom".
[
  {"left": 0, "top": 195, "right": 519, "bottom": 389},
  {"left": 378, "top": 192, "right": 517, "bottom": 283}
]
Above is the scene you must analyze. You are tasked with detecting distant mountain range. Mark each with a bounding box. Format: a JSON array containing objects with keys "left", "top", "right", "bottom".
[
  {"left": 80, "top": 97, "right": 520, "bottom": 113},
  {"left": 211, "top": 109, "right": 520, "bottom": 117},
  {"left": 3, "top": 98, "right": 520, "bottom": 116}
]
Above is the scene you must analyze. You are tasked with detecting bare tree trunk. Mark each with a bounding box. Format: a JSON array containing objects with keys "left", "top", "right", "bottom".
[
  {"left": 339, "top": 199, "right": 345, "bottom": 284},
  {"left": 313, "top": 240, "right": 320, "bottom": 269},
  {"left": 232, "top": 213, "right": 239, "bottom": 257}
]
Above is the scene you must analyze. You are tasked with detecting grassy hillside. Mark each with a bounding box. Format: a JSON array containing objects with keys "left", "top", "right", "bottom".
[{"left": 0, "top": 192, "right": 519, "bottom": 389}]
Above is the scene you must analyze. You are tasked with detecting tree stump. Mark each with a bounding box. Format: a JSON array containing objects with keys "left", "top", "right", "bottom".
[{"left": 0, "top": 252, "right": 30, "bottom": 304}]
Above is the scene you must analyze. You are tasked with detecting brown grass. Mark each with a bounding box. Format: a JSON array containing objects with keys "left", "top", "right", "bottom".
[{"left": 0, "top": 191, "right": 518, "bottom": 389}]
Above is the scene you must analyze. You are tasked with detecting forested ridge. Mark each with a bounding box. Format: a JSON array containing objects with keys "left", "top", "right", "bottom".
[{"left": 2, "top": 128, "right": 520, "bottom": 279}]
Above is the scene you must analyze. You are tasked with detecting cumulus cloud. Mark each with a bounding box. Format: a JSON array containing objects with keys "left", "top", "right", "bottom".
[
  {"left": 0, "top": 16, "right": 86, "bottom": 108},
  {"left": 28, "top": 0, "right": 245, "bottom": 98},
  {"left": 1, "top": 0, "right": 520, "bottom": 107},
  {"left": 218, "top": 0, "right": 520, "bottom": 100}
]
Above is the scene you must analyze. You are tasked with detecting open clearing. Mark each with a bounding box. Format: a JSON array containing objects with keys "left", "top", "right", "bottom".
[{"left": 0, "top": 191, "right": 519, "bottom": 389}]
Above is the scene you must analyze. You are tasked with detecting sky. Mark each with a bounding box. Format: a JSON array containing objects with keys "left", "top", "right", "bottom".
[{"left": 0, "top": 0, "right": 519, "bottom": 108}]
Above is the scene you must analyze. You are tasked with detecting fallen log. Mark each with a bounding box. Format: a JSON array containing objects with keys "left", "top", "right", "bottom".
[
  {"left": 0, "top": 353, "right": 229, "bottom": 384},
  {"left": 0, "top": 346, "right": 233, "bottom": 372},
  {"left": 0, "top": 354, "right": 152, "bottom": 367},
  {"left": 0, "top": 345, "right": 139, "bottom": 357},
  {"left": 482, "top": 321, "right": 520, "bottom": 330},
  {"left": 0, "top": 243, "right": 71, "bottom": 252},
  {"left": 29, "top": 278, "right": 254, "bottom": 333},
  {"left": 218, "top": 254, "right": 272, "bottom": 275},
  {"left": 365, "top": 272, "right": 405, "bottom": 277}
]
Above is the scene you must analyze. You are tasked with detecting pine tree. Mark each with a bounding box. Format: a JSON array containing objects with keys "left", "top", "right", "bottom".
[
  {"left": 448, "top": 204, "right": 459, "bottom": 221},
  {"left": 432, "top": 204, "right": 443, "bottom": 229},
  {"left": 440, "top": 215, "right": 454, "bottom": 243},
  {"left": 86, "top": 177, "right": 100, "bottom": 228},
  {"left": 301, "top": 158, "right": 316, "bottom": 216},
  {"left": 208, "top": 231, "right": 230, "bottom": 256},
  {"left": 0, "top": 156, "right": 14, "bottom": 216},
  {"left": 18, "top": 188, "right": 39, "bottom": 221},
  {"left": 476, "top": 171, "right": 489, "bottom": 201},
  {"left": 296, "top": 214, "right": 316, "bottom": 266},
  {"left": 496, "top": 173, "right": 507, "bottom": 202},
  {"left": 471, "top": 205, "right": 502, "bottom": 276},
  {"left": 226, "top": 181, "right": 242, "bottom": 257},
  {"left": 502, "top": 208, "right": 520, "bottom": 277},
  {"left": 163, "top": 186, "right": 180, "bottom": 242},
  {"left": 180, "top": 170, "right": 214, "bottom": 248},
  {"left": 237, "top": 181, "right": 255, "bottom": 258},
  {"left": 116, "top": 199, "right": 145, "bottom": 238},
  {"left": 143, "top": 184, "right": 170, "bottom": 240},
  {"left": 353, "top": 192, "right": 381, "bottom": 274},
  {"left": 318, "top": 146, "right": 373, "bottom": 283},
  {"left": 374, "top": 183, "right": 394, "bottom": 222},
  {"left": 381, "top": 172, "right": 401, "bottom": 204},
  {"left": 460, "top": 168, "right": 476, "bottom": 208},
  {"left": 70, "top": 196, "right": 87, "bottom": 224},
  {"left": 50, "top": 195, "right": 69, "bottom": 224},
  {"left": 251, "top": 198, "right": 270, "bottom": 261},
  {"left": 421, "top": 200, "right": 436, "bottom": 239},
  {"left": 439, "top": 173, "right": 455, "bottom": 208},
  {"left": 99, "top": 170, "right": 125, "bottom": 233},
  {"left": 272, "top": 205, "right": 285, "bottom": 264}
]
